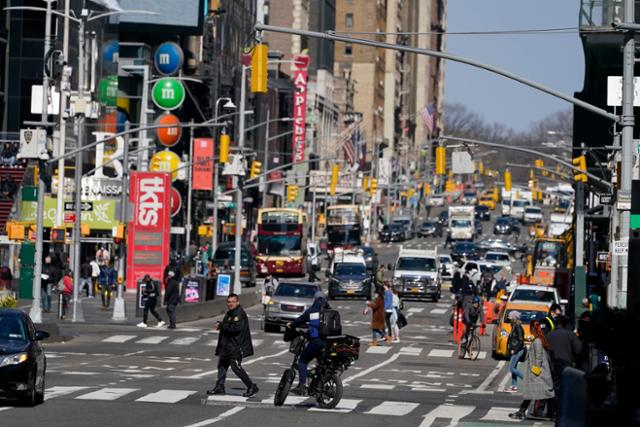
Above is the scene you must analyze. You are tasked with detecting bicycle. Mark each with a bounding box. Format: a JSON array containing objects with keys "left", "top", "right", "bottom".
[
  {"left": 458, "top": 323, "right": 481, "bottom": 360},
  {"left": 274, "top": 328, "right": 359, "bottom": 408}
]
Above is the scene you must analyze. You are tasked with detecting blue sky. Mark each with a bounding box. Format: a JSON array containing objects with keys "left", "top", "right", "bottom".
[{"left": 444, "top": 0, "right": 584, "bottom": 131}]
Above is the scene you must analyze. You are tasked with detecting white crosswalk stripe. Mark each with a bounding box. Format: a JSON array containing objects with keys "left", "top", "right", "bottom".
[
  {"left": 45, "top": 386, "right": 90, "bottom": 400},
  {"left": 75, "top": 388, "right": 139, "bottom": 401},
  {"left": 102, "top": 335, "right": 136, "bottom": 343},
  {"left": 480, "top": 406, "right": 520, "bottom": 422},
  {"left": 169, "top": 337, "right": 200, "bottom": 346},
  {"left": 430, "top": 308, "right": 447, "bottom": 314},
  {"left": 365, "top": 401, "right": 419, "bottom": 416},
  {"left": 366, "top": 345, "right": 391, "bottom": 354},
  {"left": 427, "top": 349, "right": 454, "bottom": 357},
  {"left": 360, "top": 384, "right": 396, "bottom": 390},
  {"left": 308, "top": 398, "right": 361, "bottom": 413},
  {"left": 135, "top": 389, "right": 197, "bottom": 403},
  {"left": 419, "top": 404, "right": 476, "bottom": 426},
  {"left": 136, "top": 336, "right": 169, "bottom": 345},
  {"left": 399, "top": 346, "right": 422, "bottom": 356}
]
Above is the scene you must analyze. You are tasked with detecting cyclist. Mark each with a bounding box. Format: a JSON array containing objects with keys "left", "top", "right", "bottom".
[
  {"left": 462, "top": 295, "right": 485, "bottom": 347},
  {"left": 286, "top": 291, "right": 328, "bottom": 396}
]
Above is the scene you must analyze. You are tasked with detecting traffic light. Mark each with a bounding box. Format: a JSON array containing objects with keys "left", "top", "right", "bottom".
[
  {"left": 362, "top": 176, "right": 370, "bottom": 191},
  {"left": 113, "top": 223, "right": 125, "bottom": 244},
  {"left": 287, "top": 185, "right": 299, "bottom": 202},
  {"left": 369, "top": 178, "right": 377, "bottom": 196},
  {"left": 219, "top": 134, "right": 230, "bottom": 164},
  {"left": 504, "top": 169, "right": 512, "bottom": 192},
  {"left": 81, "top": 224, "right": 91, "bottom": 236},
  {"left": 27, "top": 225, "right": 37, "bottom": 242},
  {"left": 330, "top": 164, "right": 339, "bottom": 196},
  {"left": 572, "top": 155, "right": 587, "bottom": 182},
  {"left": 435, "top": 146, "right": 446, "bottom": 175},
  {"left": 51, "top": 227, "right": 66, "bottom": 243},
  {"left": 249, "top": 160, "right": 262, "bottom": 179},
  {"left": 6, "top": 222, "right": 25, "bottom": 241},
  {"left": 251, "top": 44, "right": 268, "bottom": 93},
  {"left": 478, "top": 161, "right": 484, "bottom": 175},
  {"left": 534, "top": 159, "right": 547, "bottom": 176}
]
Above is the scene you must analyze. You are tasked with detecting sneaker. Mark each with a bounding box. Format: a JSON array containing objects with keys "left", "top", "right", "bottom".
[
  {"left": 206, "top": 385, "right": 225, "bottom": 395},
  {"left": 242, "top": 384, "right": 259, "bottom": 398},
  {"left": 503, "top": 386, "right": 517, "bottom": 393},
  {"left": 509, "top": 411, "right": 525, "bottom": 420},
  {"left": 137, "top": 322, "right": 148, "bottom": 328},
  {"left": 290, "top": 384, "right": 306, "bottom": 396},
  {"left": 392, "top": 338, "right": 400, "bottom": 343},
  {"left": 156, "top": 321, "right": 166, "bottom": 328}
]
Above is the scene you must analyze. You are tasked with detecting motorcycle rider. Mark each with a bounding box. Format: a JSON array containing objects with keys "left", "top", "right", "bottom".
[{"left": 286, "top": 291, "right": 329, "bottom": 396}]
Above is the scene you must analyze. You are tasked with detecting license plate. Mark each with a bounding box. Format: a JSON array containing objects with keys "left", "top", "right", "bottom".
[
  {"left": 346, "top": 290, "right": 355, "bottom": 294},
  {"left": 276, "top": 269, "right": 284, "bottom": 273},
  {"left": 411, "top": 288, "right": 420, "bottom": 293},
  {"left": 275, "top": 261, "right": 284, "bottom": 266}
]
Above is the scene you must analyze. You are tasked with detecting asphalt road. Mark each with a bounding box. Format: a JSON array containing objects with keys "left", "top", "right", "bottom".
[{"left": 1, "top": 206, "right": 551, "bottom": 427}]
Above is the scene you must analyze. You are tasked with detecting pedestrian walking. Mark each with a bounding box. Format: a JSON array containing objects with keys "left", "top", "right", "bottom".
[
  {"left": 60, "top": 270, "right": 73, "bottom": 320},
  {"left": 383, "top": 282, "right": 394, "bottom": 344},
  {"left": 80, "top": 257, "right": 93, "bottom": 298},
  {"left": 509, "top": 320, "right": 555, "bottom": 420},
  {"left": 90, "top": 258, "right": 100, "bottom": 297},
  {"left": 541, "top": 303, "right": 562, "bottom": 337},
  {"left": 207, "top": 293, "right": 258, "bottom": 397},
  {"left": 41, "top": 256, "right": 59, "bottom": 313},
  {"left": 504, "top": 311, "right": 525, "bottom": 392},
  {"left": 390, "top": 288, "right": 403, "bottom": 342},
  {"left": 98, "top": 261, "right": 116, "bottom": 309},
  {"left": 365, "top": 289, "right": 386, "bottom": 346},
  {"left": 95, "top": 244, "right": 110, "bottom": 267},
  {"left": 547, "top": 315, "right": 582, "bottom": 417},
  {"left": 164, "top": 270, "right": 180, "bottom": 329},
  {"left": 137, "top": 275, "right": 165, "bottom": 328}
]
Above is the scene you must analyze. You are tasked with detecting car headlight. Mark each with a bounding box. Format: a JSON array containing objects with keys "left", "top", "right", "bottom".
[
  {"left": 0, "top": 352, "right": 28, "bottom": 367},
  {"left": 500, "top": 329, "right": 508, "bottom": 337}
]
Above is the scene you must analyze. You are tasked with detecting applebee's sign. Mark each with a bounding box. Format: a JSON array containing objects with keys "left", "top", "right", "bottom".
[
  {"left": 292, "top": 54, "right": 309, "bottom": 162},
  {"left": 126, "top": 172, "right": 171, "bottom": 288}
]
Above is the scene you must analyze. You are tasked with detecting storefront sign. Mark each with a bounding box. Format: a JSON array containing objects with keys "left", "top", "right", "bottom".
[
  {"left": 126, "top": 172, "right": 171, "bottom": 289},
  {"left": 20, "top": 198, "right": 118, "bottom": 230},
  {"left": 193, "top": 137, "right": 214, "bottom": 190},
  {"left": 292, "top": 54, "right": 309, "bottom": 162},
  {"left": 154, "top": 41, "right": 184, "bottom": 76}
]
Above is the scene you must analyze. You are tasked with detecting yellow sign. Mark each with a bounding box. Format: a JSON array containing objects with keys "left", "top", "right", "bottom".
[{"left": 150, "top": 150, "right": 181, "bottom": 180}]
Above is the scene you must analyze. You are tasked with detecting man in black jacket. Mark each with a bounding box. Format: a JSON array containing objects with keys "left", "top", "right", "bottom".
[
  {"left": 547, "top": 315, "right": 582, "bottom": 413},
  {"left": 207, "top": 294, "right": 258, "bottom": 397},
  {"left": 164, "top": 271, "right": 180, "bottom": 329},
  {"left": 541, "top": 303, "right": 562, "bottom": 337}
]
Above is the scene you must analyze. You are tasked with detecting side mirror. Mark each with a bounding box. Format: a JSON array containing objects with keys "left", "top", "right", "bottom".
[{"left": 34, "top": 330, "right": 50, "bottom": 341}]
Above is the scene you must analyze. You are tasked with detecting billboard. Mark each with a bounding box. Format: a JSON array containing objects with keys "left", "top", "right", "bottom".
[
  {"left": 192, "top": 138, "right": 214, "bottom": 190},
  {"left": 292, "top": 54, "right": 309, "bottom": 162},
  {"left": 112, "top": 0, "right": 204, "bottom": 35},
  {"left": 126, "top": 172, "right": 172, "bottom": 288}
]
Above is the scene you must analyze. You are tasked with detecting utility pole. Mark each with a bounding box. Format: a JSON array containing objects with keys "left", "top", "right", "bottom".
[
  {"left": 233, "top": 65, "right": 248, "bottom": 295},
  {"left": 112, "top": 121, "right": 130, "bottom": 321},
  {"left": 29, "top": 0, "right": 54, "bottom": 325},
  {"left": 56, "top": 0, "right": 71, "bottom": 226},
  {"left": 185, "top": 122, "right": 195, "bottom": 257},
  {"left": 261, "top": 108, "right": 270, "bottom": 208}
]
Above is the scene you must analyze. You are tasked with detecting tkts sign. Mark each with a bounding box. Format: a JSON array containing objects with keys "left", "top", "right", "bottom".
[
  {"left": 126, "top": 172, "right": 171, "bottom": 288},
  {"left": 292, "top": 54, "right": 309, "bottom": 162}
]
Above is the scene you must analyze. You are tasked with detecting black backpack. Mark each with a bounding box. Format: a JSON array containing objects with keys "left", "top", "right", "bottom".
[{"left": 319, "top": 308, "right": 342, "bottom": 337}]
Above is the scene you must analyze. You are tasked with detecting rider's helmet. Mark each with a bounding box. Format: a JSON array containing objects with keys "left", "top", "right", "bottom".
[
  {"left": 472, "top": 295, "right": 481, "bottom": 304},
  {"left": 314, "top": 291, "right": 326, "bottom": 300}
]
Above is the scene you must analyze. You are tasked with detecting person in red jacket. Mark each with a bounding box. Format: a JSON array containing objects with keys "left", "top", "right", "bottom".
[{"left": 60, "top": 270, "right": 73, "bottom": 320}]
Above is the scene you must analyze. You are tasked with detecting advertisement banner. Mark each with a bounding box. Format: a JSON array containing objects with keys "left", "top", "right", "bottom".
[
  {"left": 292, "top": 54, "right": 309, "bottom": 162},
  {"left": 126, "top": 172, "right": 171, "bottom": 288},
  {"left": 20, "top": 198, "right": 118, "bottom": 230},
  {"left": 192, "top": 137, "right": 214, "bottom": 190}
]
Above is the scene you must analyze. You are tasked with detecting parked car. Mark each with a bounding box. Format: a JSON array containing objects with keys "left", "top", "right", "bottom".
[
  {"left": 494, "top": 216, "right": 520, "bottom": 236},
  {"left": 418, "top": 220, "right": 443, "bottom": 238},
  {"left": 0, "top": 309, "right": 48, "bottom": 406},
  {"left": 327, "top": 251, "right": 373, "bottom": 300},
  {"left": 212, "top": 242, "right": 257, "bottom": 287},
  {"left": 450, "top": 241, "right": 479, "bottom": 263},
  {"left": 523, "top": 206, "right": 543, "bottom": 224},
  {"left": 379, "top": 223, "right": 405, "bottom": 242},
  {"left": 263, "top": 281, "right": 320, "bottom": 332},
  {"left": 461, "top": 191, "right": 478, "bottom": 205},
  {"left": 361, "top": 245, "right": 379, "bottom": 273},
  {"left": 475, "top": 205, "right": 491, "bottom": 221},
  {"left": 491, "top": 301, "right": 548, "bottom": 359},
  {"left": 428, "top": 194, "right": 445, "bottom": 207}
]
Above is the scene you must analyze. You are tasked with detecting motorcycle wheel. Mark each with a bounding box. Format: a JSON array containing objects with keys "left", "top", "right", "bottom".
[
  {"left": 274, "top": 368, "right": 295, "bottom": 406},
  {"left": 315, "top": 373, "right": 343, "bottom": 409}
]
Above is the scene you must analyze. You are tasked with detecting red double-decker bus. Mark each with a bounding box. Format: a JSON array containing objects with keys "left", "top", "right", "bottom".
[{"left": 256, "top": 208, "right": 307, "bottom": 277}]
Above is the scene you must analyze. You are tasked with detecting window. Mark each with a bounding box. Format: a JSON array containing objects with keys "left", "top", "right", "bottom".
[
  {"left": 344, "top": 43, "right": 353, "bottom": 55},
  {"left": 345, "top": 13, "right": 353, "bottom": 28}
]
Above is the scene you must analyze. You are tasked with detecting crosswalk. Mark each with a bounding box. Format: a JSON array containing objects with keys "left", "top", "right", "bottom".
[{"left": 94, "top": 334, "right": 264, "bottom": 348}]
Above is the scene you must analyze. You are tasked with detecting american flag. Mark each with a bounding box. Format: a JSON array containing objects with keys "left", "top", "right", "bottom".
[
  {"left": 337, "top": 122, "right": 358, "bottom": 165},
  {"left": 420, "top": 103, "right": 436, "bottom": 134}
]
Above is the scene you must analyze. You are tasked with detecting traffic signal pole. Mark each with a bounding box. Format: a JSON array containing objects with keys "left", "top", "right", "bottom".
[
  {"left": 113, "top": 121, "right": 130, "bottom": 321},
  {"left": 233, "top": 64, "right": 248, "bottom": 295}
]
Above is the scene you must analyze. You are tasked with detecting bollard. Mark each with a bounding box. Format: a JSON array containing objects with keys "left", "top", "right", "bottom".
[{"left": 57, "top": 293, "right": 63, "bottom": 319}]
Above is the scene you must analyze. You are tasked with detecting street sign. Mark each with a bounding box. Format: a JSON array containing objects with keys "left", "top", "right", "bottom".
[
  {"left": 617, "top": 192, "right": 631, "bottom": 210},
  {"left": 599, "top": 193, "right": 614, "bottom": 205},
  {"left": 64, "top": 202, "right": 93, "bottom": 211},
  {"left": 154, "top": 42, "right": 184, "bottom": 76},
  {"left": 597, "top": 251, "right": 609, "bottom": 262},
  {"left": 64, "top": 213, "right": 76, "bottom": 223},
  {"left": 607, "top": 76, "right": 640, "bottom": 107},
  {"left": 613, "top": 240, "right": 629, "bottom": 255},
  {"left": 155, "top": 113, "right": 182, "bottom": 147},
  {"left": 151, "top": 78, "right": 185, "bottom": 111}
]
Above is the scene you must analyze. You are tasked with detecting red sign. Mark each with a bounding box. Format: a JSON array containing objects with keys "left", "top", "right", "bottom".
[
  {"left": 126, "top": 172, "right": 171, "bottom": 288},
  {"left": 64, "top": 213, "right": 76, "bottom": 223},
  {"left": 292, "top": 54, "right": 308, "bottom": 162},
  {"left": 170, "top": 186, "right": 182, "bottom": 217},
  {"left": 192, "top": 137, "right": 214, "bottom": 190},
  {"left": 155, "top": 113, "right": 182, "bottom": 147}
]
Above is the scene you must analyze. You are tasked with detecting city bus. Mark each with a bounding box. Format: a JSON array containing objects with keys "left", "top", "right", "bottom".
[
  {"left": 256, "top": 208, "right": 307, "bottom": 277},
  {"left": 326, "top": 204, "right": 362, "bottom": 256}
]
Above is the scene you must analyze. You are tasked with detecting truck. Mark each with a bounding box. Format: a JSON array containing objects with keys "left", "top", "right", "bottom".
[
  {"left": 448, "top": 206, "right": 475, "bottom": 241},
  {"left": 392, "top": 248, "right": 441, "bottom": 301}
]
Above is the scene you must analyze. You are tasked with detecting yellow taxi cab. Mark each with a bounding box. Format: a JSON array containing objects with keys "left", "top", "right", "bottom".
[
  {"left": 491, "top": 301, "right": 548, "bottom": 359},
  {"left": 478, "top": 195, "right": 496, "bottom": 210},
  {"left": 529, "top": 223, "right": 546, "bottom": 238}
]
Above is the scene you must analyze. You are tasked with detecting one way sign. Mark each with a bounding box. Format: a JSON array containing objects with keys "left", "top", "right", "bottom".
[{"left": 64, "top": 202, "right": 93, "bottom": 211}]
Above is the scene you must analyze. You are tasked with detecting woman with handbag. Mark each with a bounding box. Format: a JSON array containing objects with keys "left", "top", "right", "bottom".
[
  {"left": 509, "top": 319, "right": 555, "bottom": 420},
  {"left": 365, "top": 289, "right": 387, "bottom": 346},
  {"left": 59, "top": 270, "right": 73, "bottom": 320},
  {"left": 504, "top": 311, "right": 525, "bottom": 392}
]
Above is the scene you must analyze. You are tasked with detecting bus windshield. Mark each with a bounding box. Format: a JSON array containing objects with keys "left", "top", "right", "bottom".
[
  {"left": 534, "top": 241, "right": 565, "bottom": 267},
  {"left": 258, "top": 235, "right": 302, "bottom": 256}
]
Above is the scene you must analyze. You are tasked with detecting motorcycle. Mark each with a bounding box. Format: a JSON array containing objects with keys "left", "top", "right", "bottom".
[{"left": 274, "top": 329, "right": 360, "bottom": 409}]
